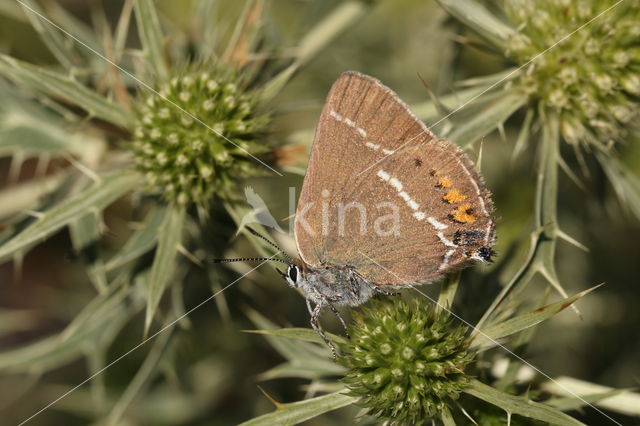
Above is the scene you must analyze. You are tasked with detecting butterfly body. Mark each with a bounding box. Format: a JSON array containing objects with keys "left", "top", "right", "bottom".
[{"left": 284, "top": 261, "right": 376, "bottom": 307}]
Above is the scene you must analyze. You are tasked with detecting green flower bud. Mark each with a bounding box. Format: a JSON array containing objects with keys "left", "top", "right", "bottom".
[
  {"left": 339, "top": 298, "right": 474, "bottom": 424},
  {"left": 503, "top": 0, "right": 640, "bottom": 145},
  {"left": 130, "top": 67, "right": 271, "bottom": 206}
]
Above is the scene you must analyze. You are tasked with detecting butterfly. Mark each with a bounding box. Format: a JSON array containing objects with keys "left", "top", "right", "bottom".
[{"left": 215, "top": 71, "right": 495, "bottom": 358}]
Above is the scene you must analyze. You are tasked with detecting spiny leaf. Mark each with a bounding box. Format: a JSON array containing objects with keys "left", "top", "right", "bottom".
[
  {"left": 47, "top": 0, "right": 102, "bottom": 54},
  {"left": 20, "top": 0, "right": 77, "bottom": 68},
  {"left": 534, "top": 114, "right": 575, "bottom": 305},
  {"left": 224, "top": 201, "right": 278, "bottom": 259},
  {"left": 437, "top": 271, "right": 460, "bottom": 312},
  {"left": 245, "top": 310, "right": 331, "bottom": 361},
  {"left": 69, "top": 212, "right": 108, "bottom": 293},
  {"left": 0, "top": 283, "right": 136, "bottom": 373},
  {"left": 437, "top": 0, "right": 515, "bottom": 49},
  {"left": 134, "top": 0, "right": 169, "bottom": 82},
  {"left": 0, "top": 54, "right": 131, "bottom": 127},
  {"left": 0, "top": 309, "right": 40, "bottom": 338},
  {"left": 412, "top": 68, "right": 520, "bottom": 122},
  {"left": 260, "top": 0, "right": 371, "bottom": 102},
  {"left": 445, "top": 89, "right": 524, "bottom": 148},
  {"left": 106, "top": 205, "right": 167, "bottom": 271},
  {"left": 245, "top": 310, "right": 343, "bottom": 380},
  {"left": 547, "top": 390, "right": 628, "bottom": 412},
  {"left": 144, "top": 204, "right": 186, "bottom": 335},
  {"left": 105, "top": 325, "right": 174, "bottom": 426},
  {"left": 541, "top": 376, "right": 640, "bottom": 417},
  {"left": 471, "top": 284, "right": 603, "bottom": 348},
  {"left": 0, "top": 104, "right": 104, "bottom": 157},
  {"left": 464, "top": 379, "right": 585, "bottom": 426},
  {"left": 244, "top": 327, "right": 347, "bottom": 346},
  {"left": 62, "top": 277, "right": 132, "bottom": 340},
  {"left": 597, "top": 151, "right": 640, "bottom": 223},
  {"left": 0, "top": 172, "right": 140, "bottom": 263},
  {"left": 0, "top": 1, "right": 25, "bottom": 21},
  {"left": 0, "top": 172, "right": 68, "bottom": 221},
  {"left": 222, "top": 0, "right": 264, "bottom": 66},
  {"left": 238, "top": 391, "right": 357, "bottom": 426},
  {"left": 440, "top": 406, "right": 456, "bottom": 426}
]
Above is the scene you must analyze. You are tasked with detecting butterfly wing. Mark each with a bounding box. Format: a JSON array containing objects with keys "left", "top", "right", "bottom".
[{"left": 295, "top": 71, "right": 494, "bottom": 286}]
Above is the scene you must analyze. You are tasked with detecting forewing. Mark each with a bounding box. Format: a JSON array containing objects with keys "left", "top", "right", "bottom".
[
  {"left": 295, "top": 71, "right": 494, "bottom": 286},
  {"left": 295, "top": 71, "right": 434, "bottom": 266}
]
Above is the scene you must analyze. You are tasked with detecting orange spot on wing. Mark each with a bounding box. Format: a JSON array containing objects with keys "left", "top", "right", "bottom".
[
  {"left": 436, "top": 177, "right": 452, "bottom": 188},
  {"left": 443, "top": 189, "right": 467, "bottom": 203},
  {"left": 451, "top": 203, "right": 476, "bottom": 223}
]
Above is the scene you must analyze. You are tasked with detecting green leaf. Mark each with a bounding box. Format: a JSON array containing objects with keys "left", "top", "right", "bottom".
[
  {"left": 246, "top": 311, "right": 344, "bottom": 380},
  {"left": 0, "top": 282, "right": 136, "bottom": 373},
  {"left": 412, "top": 68, "right": 519, "bottom": 121},
  {"left": 440, "top": 406, "right": 456, "bottom": 426},
  {"left": 62, "top": 276, "right": 132, "bottom": 340},
  {"left": 258, "top": 363, "right": 344, "bottom": 382},
  {"left": 144, "top": 204, "right": 186, "bottom": 335},
  {"left": 224, "top": 201, "right": 278, "bottom": 258},
  {"left": 246, "top": 310, "right": 326, "bottom": 361},
  {"left": 105, "top": 325, "right": 174, "bottom": 426},
  {"left": 0, "top": 172, "right": 68, "bottom": 221},
  {"left": 47, "top": 0, "right": 102, "bottom": 55},
  {"left": 245, "top": 327, "right": 347, "bottom": 346},
  {"left": 437, "top": 0, "right": 515, "bottom": 49},
  {"left": 0, "top": 55, "right": 131, "bottom": 127},
  {"left": 533, "top": 114, "right": 574, "bottom": 303},
  {"left": 69, "top": 211, "right": 109, "bottom": 293},
  {"left": 0, "top": 309, "right": 40, "bottom": 338},
  {"left": 20, "top": 0, "right": 77, "bottom": 68},
  {"left": 238, "top": 391, "right": 357, "bottom": 426},
  {"left": 261, "top": 1, "right": 371, "bottom": 102},
  {"left": 437, "top": 271, "right": 460, "bottom": 313},
  {"left": 475, "top": 114, "right": 574, "bottom": 331},
  {"left": 69, "top": 212, "right": 101, "bottom": 253},
  {"left": 471, "top": 284, "right": 603, "bottom": 348},
  {"left": 547, "top": 390, "right": 627, "bottom": 412},
  {"left": 134, "top": 0, "right": 169, "bottom": 82},
  {"left": 597, "top": 151, "right": 640, "bottom": 223},
  {"left": 0, "top": 83, "right": 107, "bottom": 159},
  {"left": 0, "top": 172, "right": 140, "bottom": 263},
  {"left": 106, "top": 205, "right": 167, "bottom": 271},
  {"left": 542, "top": 376, "right": 640, "bottom": 417},
  {"left": 464, "top": 379, "right": 584, "bottom": 426},
  {"left": 0, "top": 1, "right": 25, "bottom": 21},
  {"left": 0, "top": 108, "right": 104, "bottom": 158},
  {"left": 445, "top": 89, "right": 525, "bottom": 148}
]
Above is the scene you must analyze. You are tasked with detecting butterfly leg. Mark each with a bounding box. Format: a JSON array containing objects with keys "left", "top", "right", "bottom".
[
  {"left": 307, "top": 299, "right": 337, "bottom": 359},
  {"left": 374, "top": 287, "right": 400, "bottom": 297},
  {"left": 327, "top": 302, "right": 350, "bottom": 339}
]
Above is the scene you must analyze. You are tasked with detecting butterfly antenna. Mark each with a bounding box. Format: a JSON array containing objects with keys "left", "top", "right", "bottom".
[
  {"left": 208, "top": 256, "right": 290, "bottom": 265},
  {"left": 244, "top": 226, "right": 293, "bottom": 261}
]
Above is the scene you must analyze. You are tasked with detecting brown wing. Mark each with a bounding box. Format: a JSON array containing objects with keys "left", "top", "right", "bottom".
[{"left": 295, "top": 71, "right": 494, "bottom": 286}]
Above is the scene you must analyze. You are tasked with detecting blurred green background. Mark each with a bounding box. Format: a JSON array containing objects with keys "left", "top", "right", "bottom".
[{"left": 0, "top": 0, "right": 639, "bottom": 424}]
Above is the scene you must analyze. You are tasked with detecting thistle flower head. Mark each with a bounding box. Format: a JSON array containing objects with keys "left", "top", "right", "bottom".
[
  {"left": 131, "top": 68, "right": 270, "bottom": 206},
  {"left": 504, "top": 0, "right": 640, "bottom": 145},
  {"left": 339, "top": 298, "right": 474, "bottom": 425}
]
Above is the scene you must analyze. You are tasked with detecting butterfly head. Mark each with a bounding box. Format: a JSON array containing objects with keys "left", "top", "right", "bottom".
[{"left": 277, "top": 258, "right": 307, "bottom": 289}]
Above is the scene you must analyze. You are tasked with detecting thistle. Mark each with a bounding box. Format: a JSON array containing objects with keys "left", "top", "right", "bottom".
[
  {"left": 504, "top": 0, "right": 640, "bottom": 146},
  {"left": 131, "top": 68, "right": 270, "bottom": 206},
  {"left": 339, "top": 298, "right": 474, "bottom": 424}
]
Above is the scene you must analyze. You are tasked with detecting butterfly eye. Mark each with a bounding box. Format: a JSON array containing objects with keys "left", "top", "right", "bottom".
[{"left": 288, "top": 265, "right": 299, "bottom": 283}]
